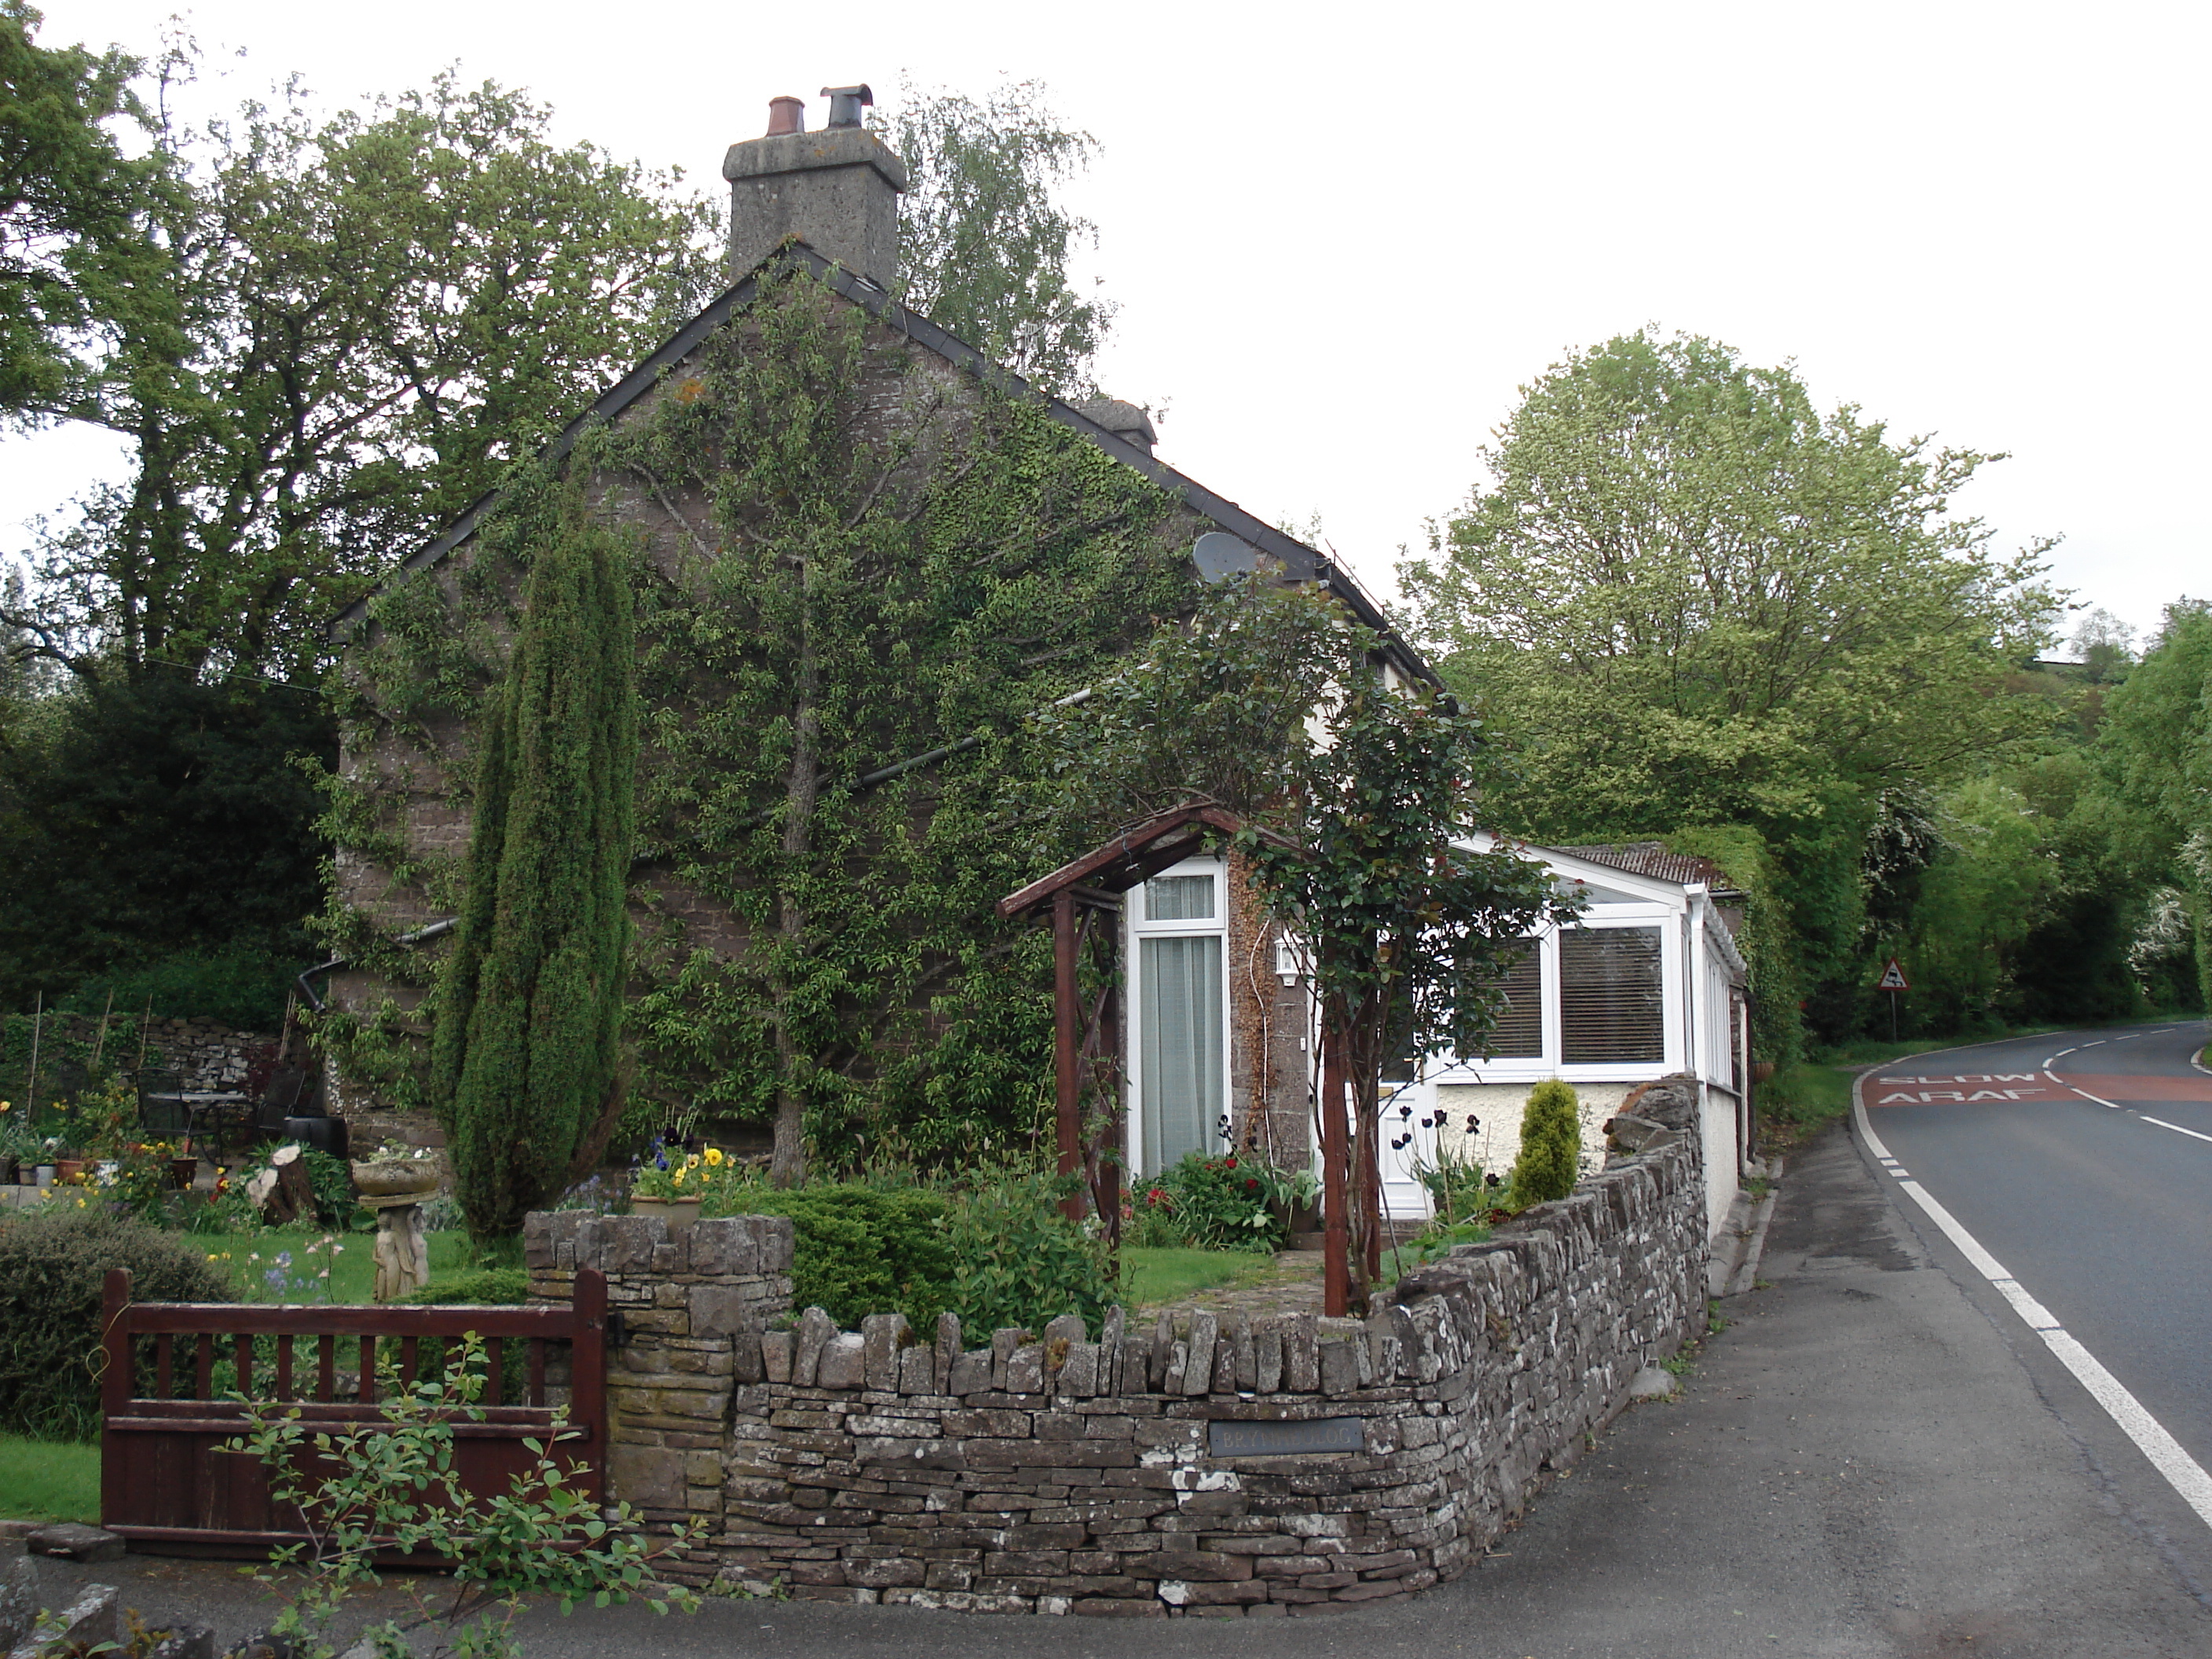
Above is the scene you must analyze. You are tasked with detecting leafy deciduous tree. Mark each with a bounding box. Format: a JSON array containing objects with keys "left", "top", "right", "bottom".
[
  {"left": 1400, "top": 329, "right": 2064, "bottom": 1043},
  {"left": 0, "top": 1, "right": 148, "bottom": 419},
  {"left": 886, "top": 78, "right": 1112, "bottom": 395},
  {"left": 1042, "top": 580, "right": 1570, "bottom": 1313},
  {"left": 4, "top": 66, "right": 720, "bottom": 685}
]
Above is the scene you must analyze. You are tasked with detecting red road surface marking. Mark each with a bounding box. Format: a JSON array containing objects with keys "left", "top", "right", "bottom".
[{"left": 1868, "top": 1071, "right": 2212, "bottom": 1106}]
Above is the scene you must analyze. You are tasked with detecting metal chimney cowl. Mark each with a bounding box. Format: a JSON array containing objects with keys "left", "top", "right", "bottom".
[{"left": 724, "top": 89, "right": 908, "bottom": 291}]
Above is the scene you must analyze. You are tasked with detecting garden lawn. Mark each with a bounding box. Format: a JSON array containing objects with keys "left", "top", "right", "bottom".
[
  {"left": 0, "top": 1433, "right": 98, "bottom": 1524},
  {"left": 200, "top": 1225, "right": 482, "bottom": 1303},
  {"left": 1120, "top": 1247, "right": 1274, "bottom": 1308}
]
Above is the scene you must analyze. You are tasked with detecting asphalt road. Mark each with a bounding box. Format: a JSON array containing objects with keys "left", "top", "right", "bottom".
[
  {"left": 1856, "top": 1018, "right": 2212, "bottom": 1580},
  {"left": 34, "top": 1111, "right": 2212, "bottom": 1657}
]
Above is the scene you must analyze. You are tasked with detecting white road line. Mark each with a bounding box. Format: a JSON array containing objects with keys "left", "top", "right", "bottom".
[
  {"left": 1855, "top": 1079, "right": 2212, "bottom": 1534},
  {"left": 2142, "top": 1117, "right": 2212, "bottom": 1147},
  {"left": 2042, "top": 1065, "right": 2122, "bottom": 1109},
  {"left": 2082, "top": 1039, "right": 2107, "bottom": 1047}
]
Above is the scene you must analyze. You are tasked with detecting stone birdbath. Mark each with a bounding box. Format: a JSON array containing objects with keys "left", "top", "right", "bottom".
[{"left": 351, "top": 1159, "right": 441, "bottom": 1302}]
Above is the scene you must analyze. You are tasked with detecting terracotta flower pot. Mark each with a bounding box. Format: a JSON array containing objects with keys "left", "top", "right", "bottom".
[
  {"left": 56, "top": 1159, "right": 84, "bottom": 1185},
  {"left": 169, "top": 1156, "right": 197, "bottom": 1190}
]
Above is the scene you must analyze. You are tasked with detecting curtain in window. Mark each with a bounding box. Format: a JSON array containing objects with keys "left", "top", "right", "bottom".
[
  {"left": 1560, "top": 927, "right": 1664, "bottom": 1064},
  {"left": 1140, "top": 933, "right": 1223, "bottom": 1172},
  {"left": 1145, "top": 875, "right": 1214, "bottom": 921}
]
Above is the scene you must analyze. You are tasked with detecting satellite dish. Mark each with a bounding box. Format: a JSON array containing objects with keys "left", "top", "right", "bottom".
[{"left": 1192, "top": 531, "right": 1258, "bottom": 583}]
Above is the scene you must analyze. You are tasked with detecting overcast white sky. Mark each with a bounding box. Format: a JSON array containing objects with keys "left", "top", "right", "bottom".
[{"left": 7, "top": 0, "right": 2205, "bottom": 650}]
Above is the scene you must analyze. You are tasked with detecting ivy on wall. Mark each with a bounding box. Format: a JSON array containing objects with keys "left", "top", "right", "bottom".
[{"left": 322, "top": 269, "right": 1197, "bottom": 1176}]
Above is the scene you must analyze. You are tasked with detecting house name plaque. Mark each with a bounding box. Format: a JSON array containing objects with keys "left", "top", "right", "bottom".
[{"left": 1207, "top": 1416, "right": 1365, "bottom": 1457}]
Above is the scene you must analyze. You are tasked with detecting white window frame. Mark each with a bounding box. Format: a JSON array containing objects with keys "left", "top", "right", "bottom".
[
  {"left": 1124, "top": 856, "right": 1233, "bottom": 1177},
  {"left": 1426, "top": 906, "right": 1684, "bottom": 1085}
]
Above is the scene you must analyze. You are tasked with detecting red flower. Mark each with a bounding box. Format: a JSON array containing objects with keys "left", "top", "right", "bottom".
[
  {"left": 1223, "top": 1155, "right": 1237, "bottom": 1169},
  {"left": 1245, "top": 1177, "right": 1259, "bottom": 1191}
]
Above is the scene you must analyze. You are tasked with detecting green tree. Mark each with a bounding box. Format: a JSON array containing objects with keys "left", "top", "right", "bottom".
[
  {"left": 1510, "top": 1079, "right": 1580, "bottom": 1207},
  {"left": 1039, "top": 580, "right": 1571, "bottom": 1311},
  {"left": 3, "top": 66, "right": 718, "bottom": 685},
  {"left": 432, "top": 489, "right": 637, "bottom": 1240},
  {"left": 0, "top": 2, "right": 150, "bottom": 419},
  {"left": 1400, "top": 329, "right": 2064, "bottom": 1042},
  {"left": 0, "top": 667, "right": 332, "bottom": 1009},
  {"left": 2096, "top": 602, "right": 2212, "bottom": 1008},
  {"left": 887, "top": 79, "right": 1111, "bottom": 394}
]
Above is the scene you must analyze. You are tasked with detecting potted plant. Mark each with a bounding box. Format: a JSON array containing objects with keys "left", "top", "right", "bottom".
[{"left": 630, "top": 1144, "right": 717, "bottom": 1229}]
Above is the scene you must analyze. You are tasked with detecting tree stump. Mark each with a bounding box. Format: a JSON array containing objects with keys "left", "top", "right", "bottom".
[{"left": 247, "top": 1144, "right": 318, "bottom": 1226}]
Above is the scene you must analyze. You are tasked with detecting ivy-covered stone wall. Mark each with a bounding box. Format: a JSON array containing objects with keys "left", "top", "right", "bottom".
[{"left": 320, "top": 269, "right": 1306, "bottom": 1163}]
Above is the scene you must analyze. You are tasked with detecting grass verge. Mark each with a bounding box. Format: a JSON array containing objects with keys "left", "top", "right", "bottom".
[
  {"left": 0, "top": 1432, "right": 99, "bottom": 1523},
  {"left": 1120, "top": 1247, "right": 1272, "bottom": 1308}
]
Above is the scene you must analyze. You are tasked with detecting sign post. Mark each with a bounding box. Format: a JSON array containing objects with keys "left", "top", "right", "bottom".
[{"left": 1877, "top": 957, "right": 1910, "bottom": 1042}]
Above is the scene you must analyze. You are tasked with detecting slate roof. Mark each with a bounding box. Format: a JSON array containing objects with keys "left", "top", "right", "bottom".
[
  {"left": 332, "top": 242, "right": 1435, "bottom": 687},
  {"left": 1554, "top": 840, "right": 1735, "bottom": 892}
]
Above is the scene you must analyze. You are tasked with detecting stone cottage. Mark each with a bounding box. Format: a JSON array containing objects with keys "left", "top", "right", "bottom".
[
  {"left": 320, "top": 84, "right": 1430, "bottom": 1181},
  {"left": 320, "top": 86, "right": 1752, "bottom": 1229}
]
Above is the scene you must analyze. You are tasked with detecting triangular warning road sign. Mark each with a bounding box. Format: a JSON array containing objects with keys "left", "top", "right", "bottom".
[{"left": 1877, "top": 958, "right": 1910, "bottom": 991}]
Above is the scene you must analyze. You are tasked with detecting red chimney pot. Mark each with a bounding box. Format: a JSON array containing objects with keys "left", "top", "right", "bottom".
[{"left": 766, "top": 96, "right": 804, "bottom": 137}]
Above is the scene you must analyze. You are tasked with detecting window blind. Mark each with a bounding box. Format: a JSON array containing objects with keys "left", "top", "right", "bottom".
[
  {"left": 1560, "top": 927, "right": 1663, "bottom": 1064},
  {"left": 1477, "top": 941, "right": 1544, "bottom": 1058}
]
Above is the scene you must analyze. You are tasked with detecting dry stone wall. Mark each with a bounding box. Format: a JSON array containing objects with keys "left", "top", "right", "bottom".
[
  {"left": 523, "top": 1141, "right": 1707, "bottom": 1619},
  {"left": 13, "top": 1010, "right": 276, "bottom": 1093}
]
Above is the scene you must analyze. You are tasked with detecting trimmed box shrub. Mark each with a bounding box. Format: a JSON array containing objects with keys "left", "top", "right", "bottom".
[{"left": 0, "top": 1206, "right": 231, "bottom": 1439}]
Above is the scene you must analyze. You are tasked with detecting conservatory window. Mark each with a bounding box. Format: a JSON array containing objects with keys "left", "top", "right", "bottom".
[
  {"left": 1559, "top": 926, "right": 1664, "bottom": 1064},
  {"left": 1480, "top": 940, "right": 1545, "bottom": 1059}
]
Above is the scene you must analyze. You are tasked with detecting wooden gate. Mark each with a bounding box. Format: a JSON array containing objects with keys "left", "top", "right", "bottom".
[{"left": 98, "top": 1267, "right": 606, "bottom": 1557}]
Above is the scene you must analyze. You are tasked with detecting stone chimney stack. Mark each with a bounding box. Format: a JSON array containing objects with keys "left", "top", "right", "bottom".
[{"left": 723, "top": 84, "right": 908, "bottom": 290}]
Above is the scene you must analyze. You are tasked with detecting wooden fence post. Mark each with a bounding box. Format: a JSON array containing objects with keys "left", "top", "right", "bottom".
[
  {"left": 100, "top": 1268, "right": 132, "bottom": 1528},
  {"left": 1053, "top": 889, "right": 1082, "bottom": 1219},
  {"left": 571, "top": 1267, "right": 608, "bottom": 1509}
]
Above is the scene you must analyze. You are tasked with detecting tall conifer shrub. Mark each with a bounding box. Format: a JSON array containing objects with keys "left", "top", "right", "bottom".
[{"left": 433, "top": 500, "right": 638, "bottom": 1240}]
